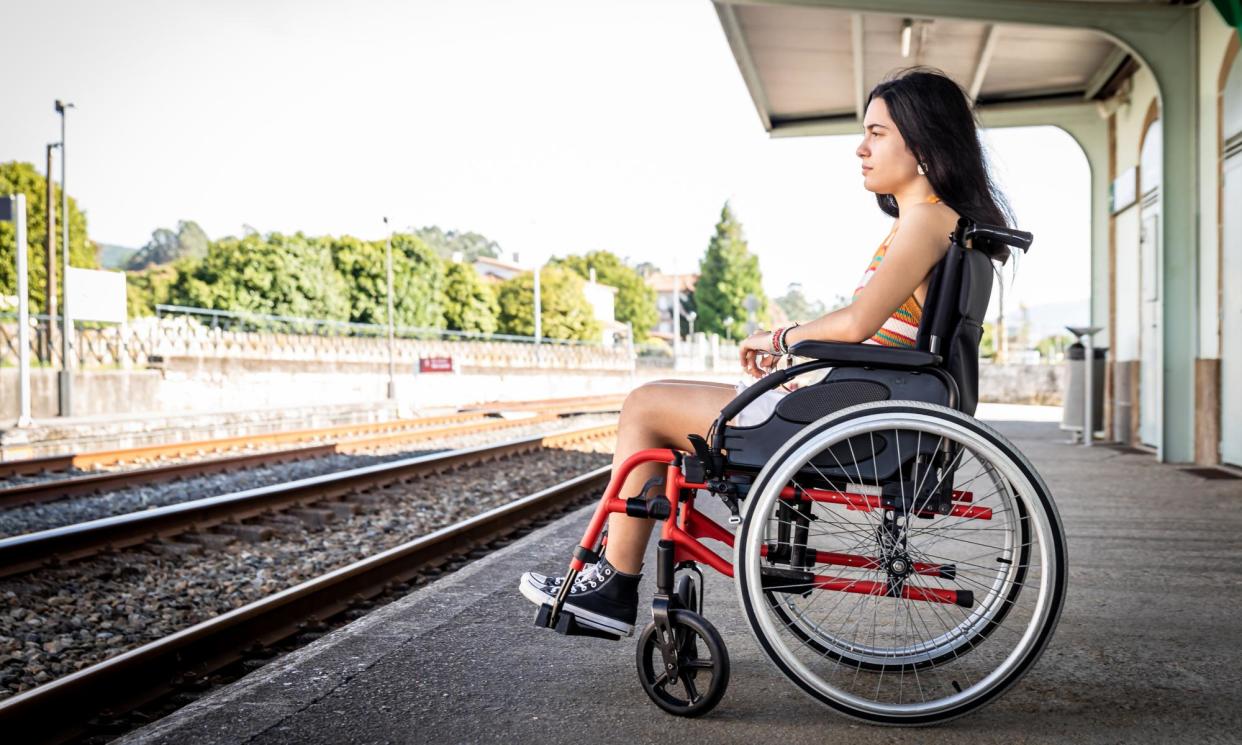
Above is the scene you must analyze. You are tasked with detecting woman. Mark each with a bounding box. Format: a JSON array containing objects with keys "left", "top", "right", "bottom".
[{"left": 518, "top": 67, "right": 1015, "bottom": 637}]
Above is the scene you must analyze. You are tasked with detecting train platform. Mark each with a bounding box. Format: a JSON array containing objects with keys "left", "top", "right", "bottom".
[{"left": 119, "top": 406, "right": 1242, "bottom": 745}]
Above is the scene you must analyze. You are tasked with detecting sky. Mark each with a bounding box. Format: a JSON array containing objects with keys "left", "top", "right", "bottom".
[{"left": 0, "top": 0, "right": 1091, "bottom": 319}]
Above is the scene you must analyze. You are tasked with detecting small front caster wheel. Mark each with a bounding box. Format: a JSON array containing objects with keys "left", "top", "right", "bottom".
[{"left": 635, "top": 610, "right": 729, "bottom": 717}]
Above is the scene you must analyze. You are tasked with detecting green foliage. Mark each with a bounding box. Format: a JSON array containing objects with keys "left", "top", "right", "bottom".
[
  {"left": 550, "top": 250, "right": 658, "bottom": 341},
  {"left": 126, "top": 263, "right": 180, "bottom": 317},
  {"left": 126, "top": 220, "right": 209, "bottom": 269},
  {"left": 441, "top": 261, "right": 498, "bottom": 334},
  {"left": 330, "top": 234, "right": 446, "bottom": 328},
  {"left": 981, "top": 321, "right": 996, "bottom": 358},
  {"left": 390, "top": 233, "right": 448, "bottom": 328},
  {"left": 98, "top": 243, "right": 138, "bottom": 269},
  {"left": 167, "top": 231, "right": 351, "bottom": 321},
  {"left": 1035, "top": 333, "right": 1073, "bottom": 361},
  {"left": 496, "top": 266, "right": 600, "bottom": 341},
  {"left": 774, "top": 283, "right": 826, "bottom": 323},
  {"left": 413, "top": 226, "right": 500, "bottom": 262},
  {"left": 0, "top": 161, "right": 98, "bottom": 314},
  {"left": 633, "top": 261, "right": 661, "bottom": 279},
  {"left": 693, "top": 202, "right": 767, "bottom": 341}
]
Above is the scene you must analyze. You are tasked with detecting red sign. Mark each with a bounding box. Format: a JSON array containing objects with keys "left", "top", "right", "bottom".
[{"left": 419, "top": 356, "right": 454, "bottom": 373}]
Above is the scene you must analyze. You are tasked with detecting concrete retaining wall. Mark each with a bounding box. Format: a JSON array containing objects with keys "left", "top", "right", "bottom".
[{"left": 2, "top": 359, "right": 1067, "bottom": 424}]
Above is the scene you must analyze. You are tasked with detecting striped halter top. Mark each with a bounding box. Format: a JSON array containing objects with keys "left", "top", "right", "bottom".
[{"left": 852, "top": 194, "right": 941, "bottom": 348}]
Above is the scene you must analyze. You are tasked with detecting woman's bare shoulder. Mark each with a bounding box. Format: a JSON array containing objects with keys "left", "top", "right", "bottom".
[{"left": 897, "top": 201, "right": 959, "bottom": 246}]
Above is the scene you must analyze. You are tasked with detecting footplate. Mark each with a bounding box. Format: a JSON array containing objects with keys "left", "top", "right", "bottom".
[{"left": 534, "top": 602, "right": 622, "bottom": 641}]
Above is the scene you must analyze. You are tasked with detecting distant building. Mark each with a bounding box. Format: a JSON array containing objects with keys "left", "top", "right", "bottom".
[
  {"left": 646, "top": 273, "right": 697, "bottom": 341},
  {"left": 472, "top": 256, "right": 526, "bottom": 283}
]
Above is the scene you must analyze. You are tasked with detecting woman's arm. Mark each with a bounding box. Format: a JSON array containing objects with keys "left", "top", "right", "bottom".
[
  {"left": 738, "top": 205, "right": 952, "bottom": 377},
  {"left": 789, "top": 204, "right": 951, "bottom": 348}
]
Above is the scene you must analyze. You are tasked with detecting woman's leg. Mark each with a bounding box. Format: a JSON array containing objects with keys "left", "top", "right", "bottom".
[{"left": 604, "top": 379, "right": 736, "bottom": 574}]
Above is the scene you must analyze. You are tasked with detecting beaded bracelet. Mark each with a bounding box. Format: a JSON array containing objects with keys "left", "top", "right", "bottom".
[
  {"left": 778, "top": 323, "right": 800, "bottom": 355},
  {"left": 770, "top": 327, "right": 784, "bottom": 355}
]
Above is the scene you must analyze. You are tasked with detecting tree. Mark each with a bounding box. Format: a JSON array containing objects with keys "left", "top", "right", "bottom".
[
  {"left": 330, "top": 234, "right": 446, "bottom": 329},
  {"left": 774, "top": 282, "right": 826, "bottom": 323},
  {"left": 550, "top": 250, "right": 658, "bottom": 341},
  {"left": 693, "top": 202, "right": 767, "bottom": 341},
  {"left": 496, "top": 266, "right": 600, "bottom": 341},
  {"left": 0, "top": 161, "right": 97, "bottom": 315},
  {"left": 126, "top": 220, "right": 209, "bottom": 269},
  {"left": 125, "top": 263, "right": 180, "bottom": 317},
  {"left": 441, "top": 261, "right": 498, "bottom": 334},
  {"left": 413, "top": 226, "right": 501, "bottom": 262},
  {"left": 391, "top": 233, "right": 448, "bottom": 329},
  {"left": 168, "top": 231, "right": 350, "bottom": 322},
  {"left": 633, "top": 261, "right": 661, "bottom": 279}
]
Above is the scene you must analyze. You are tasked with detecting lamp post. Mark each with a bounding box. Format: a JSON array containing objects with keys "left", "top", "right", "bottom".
[
  {"left": 45, "top": 142, "right": 60, "bottom": 365},
  {"left": 55, "top": 99, "right": 75, "bottom": 417},
  {"left": 383, "top": 217, "right": 396, "bottom": 401},
  {"left": 533, "top": 261, "right": 542, "bottom": 367}
]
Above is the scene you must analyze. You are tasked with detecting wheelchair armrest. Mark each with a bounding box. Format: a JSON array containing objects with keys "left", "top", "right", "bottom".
[
  {"left": 788, "top": 341, "right": 941, "bottom": 368},
  {"left": 712, "top": 359, "right": 836, "bottom": 450}
]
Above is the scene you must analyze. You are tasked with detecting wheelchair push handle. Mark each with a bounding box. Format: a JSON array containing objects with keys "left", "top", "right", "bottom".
[{"left": 955, "top": 218, "right": 1033, "bottom": 254}]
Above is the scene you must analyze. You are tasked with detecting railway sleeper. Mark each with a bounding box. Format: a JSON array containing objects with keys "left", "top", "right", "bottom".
[
  {"left": 215, "top": 523, "right": 274, "bottom": 542},
  {"left": 147, "top": 539, "right": 205, "bottom": 556},
  {"left": 289, "top": 508, "right": 337, "bottom": 528},
  {"left": 180, "top": 532, "right": 237, "bottom": 548}
]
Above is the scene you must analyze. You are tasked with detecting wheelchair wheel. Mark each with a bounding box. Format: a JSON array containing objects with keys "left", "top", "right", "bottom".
[
  {"left": 636, "top": 610, "right": 729, "bottom": 717},
  {"left": 763, "top": 459, "right": 1031, "bottom": 669},
  {"left": 734, "top": 401, "right": 1066, "bottom": 725}
]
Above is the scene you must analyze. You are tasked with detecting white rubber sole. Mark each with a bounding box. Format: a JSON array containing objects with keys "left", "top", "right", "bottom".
[{"left": 519, "top": 575, "right": 635, "bottom": 637}]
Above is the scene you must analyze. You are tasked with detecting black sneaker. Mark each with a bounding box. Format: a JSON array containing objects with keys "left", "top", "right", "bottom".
[{"left": 520, "top": 557, "right": 641, "bottom": 636}]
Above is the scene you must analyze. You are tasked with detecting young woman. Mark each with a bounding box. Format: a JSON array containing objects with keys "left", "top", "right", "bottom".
[{"left": 519, "top": 67, "right": 1015, "bottom": 637}]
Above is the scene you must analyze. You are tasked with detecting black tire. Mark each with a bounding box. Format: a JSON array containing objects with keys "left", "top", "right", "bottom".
[
  {"left": 635, "top": 610, "right": 730, "bottom": 717},
  {"left": 735, "top": 401, "right": 1068, "bottom": 726}
]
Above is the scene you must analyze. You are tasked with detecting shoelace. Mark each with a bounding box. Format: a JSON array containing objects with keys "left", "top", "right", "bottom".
[
  {"left": 570, "top": 564, "right": 612, "bottom": 593},
  {"left": 545, "top": 561, "right": 601, "bottom": 589}
]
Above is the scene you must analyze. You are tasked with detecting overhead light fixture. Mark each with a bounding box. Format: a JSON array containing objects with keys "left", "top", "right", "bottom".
[{"left": 901, "top": 18, "right": 913, "bottom": 58}]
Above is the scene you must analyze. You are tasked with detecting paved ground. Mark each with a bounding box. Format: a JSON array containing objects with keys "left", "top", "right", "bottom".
[{"left": 122, "top": 408, "right": 1242, "bottom": 745}]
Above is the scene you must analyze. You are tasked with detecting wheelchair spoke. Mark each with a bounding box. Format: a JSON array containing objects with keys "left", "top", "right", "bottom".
[{"left": 736, "top": 404, "right": 1065, "bottom": 718}]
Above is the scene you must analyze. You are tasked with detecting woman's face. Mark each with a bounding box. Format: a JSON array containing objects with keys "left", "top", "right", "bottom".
[{"left": 856, "top": 97, "right": 920, "bottom": 195}]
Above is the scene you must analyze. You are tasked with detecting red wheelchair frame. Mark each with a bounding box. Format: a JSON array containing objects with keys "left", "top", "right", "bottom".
[{"left": 543, "top": 444, "right": 988, "bottom": 634}]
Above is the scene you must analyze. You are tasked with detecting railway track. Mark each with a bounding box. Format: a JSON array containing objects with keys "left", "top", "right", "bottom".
[
  {"left": 0, "top": 463, "right": 611, "bottom": 744},
  {"left": 0, "top": 423, "right": 617, "bottom": 579},
  {"left": 0, "top": 395, "right": 625, "bottom": 481},
  {"left": 0, "top": 397, "right": 624, "bottom": 510},
  {"left": 0, "top": 412, "right": 576, "bottom": 511}
]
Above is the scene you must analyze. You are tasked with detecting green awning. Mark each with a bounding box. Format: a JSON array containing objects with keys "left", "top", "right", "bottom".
[{"left": 1213, "top": 0, "right": 1242, "bottom": 38}]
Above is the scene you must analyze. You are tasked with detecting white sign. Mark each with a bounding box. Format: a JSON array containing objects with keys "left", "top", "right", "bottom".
[
  {"left": 67, "top": 267, "right": 127, "bottom": 323},
  {"left": 1111, "top": 166, "right": 1137, "bottom": 214}
]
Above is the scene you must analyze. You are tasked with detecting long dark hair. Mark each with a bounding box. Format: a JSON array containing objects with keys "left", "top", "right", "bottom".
[{"left": 867, "top": 67, "right": 1017, "bottom": 265}]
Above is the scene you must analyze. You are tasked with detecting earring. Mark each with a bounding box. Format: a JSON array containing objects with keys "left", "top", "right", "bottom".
[{"left": 916, "top": 161, "right": 928, "bottom": 176}]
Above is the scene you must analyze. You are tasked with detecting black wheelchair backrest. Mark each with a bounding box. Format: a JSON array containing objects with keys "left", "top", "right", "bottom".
[{"left": 915, "top": 218, "right": 1032, "bottom": 416}]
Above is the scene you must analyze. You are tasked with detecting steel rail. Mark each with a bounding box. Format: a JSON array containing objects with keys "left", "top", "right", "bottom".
[
  {"left": 0, "top": 412, "right": 574, "bottom": 510},
  {"left": 0, "top": 465, "right": 610, "bottom": 744},
  {"left": 0, "top": 395, "right": 625, "bottom": 477},
  {"left": 0, "top": 423, "right": 617, "bottom": 578}
]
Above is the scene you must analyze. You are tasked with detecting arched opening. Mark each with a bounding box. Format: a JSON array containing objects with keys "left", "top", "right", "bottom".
[
  {"left": 1137, "top": 103, "right": 1162, "bottom": 448},
  {"left": 1219, "top": 35, "right": 1242, "bottom": 467}
]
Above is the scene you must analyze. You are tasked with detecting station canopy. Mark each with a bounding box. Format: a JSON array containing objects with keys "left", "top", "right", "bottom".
[{"left": 712, "top": 1, "right": 1143, "bottom": 136}]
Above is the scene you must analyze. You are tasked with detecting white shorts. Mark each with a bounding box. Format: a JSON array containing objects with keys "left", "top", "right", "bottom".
[{"left": 728, "top": 366, "right": 833, "bottom": 427}]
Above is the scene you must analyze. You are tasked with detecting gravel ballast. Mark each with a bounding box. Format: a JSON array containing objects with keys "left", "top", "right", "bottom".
[
  {"left": 0, "top": 439, "right": 614, "bottom": 701},
  {"left": 0, "top": 414, "right": 617, "bottom": 538}
]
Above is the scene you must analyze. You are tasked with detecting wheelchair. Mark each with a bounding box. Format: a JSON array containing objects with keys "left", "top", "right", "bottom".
[{"left": 534, "top": 217, "right": 1067, "bottom": 725}]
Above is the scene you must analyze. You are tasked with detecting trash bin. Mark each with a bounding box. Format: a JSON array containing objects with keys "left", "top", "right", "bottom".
[{"left": 1060, "top": 343, "right": 1107, "bottom": 437}]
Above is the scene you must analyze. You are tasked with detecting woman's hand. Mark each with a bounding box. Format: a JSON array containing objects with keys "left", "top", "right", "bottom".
[{"left": 739, "top": 330, "right": 779, "bottom": 379}]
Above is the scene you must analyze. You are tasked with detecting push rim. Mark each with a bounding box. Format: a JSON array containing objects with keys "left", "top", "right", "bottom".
[{"left": 735, "top": 404, "right": 1065, "bottom": 722}]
